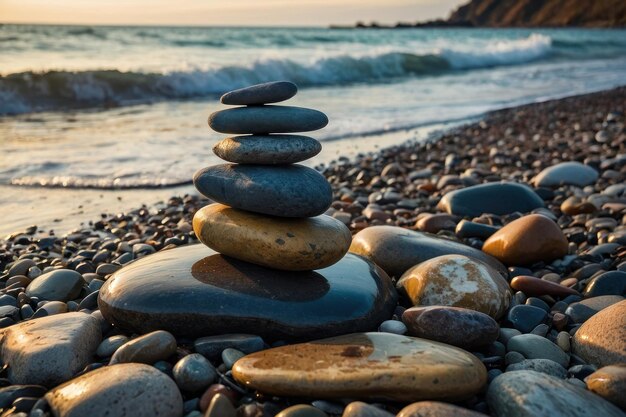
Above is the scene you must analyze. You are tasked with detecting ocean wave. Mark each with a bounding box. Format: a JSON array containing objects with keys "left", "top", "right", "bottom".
[
  {"left": 8, "top": 175, "right": 192, "bottom": 190},
  {"left": 0, "top": 34, "right": 553, "bottom": 115}
]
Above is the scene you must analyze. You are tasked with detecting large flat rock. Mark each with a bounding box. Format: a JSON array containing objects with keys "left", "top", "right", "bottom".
[
  {"left": 213, "top": 134, "right": 322, "bottom": 165},
  {"left": 208, "top": 105, "right": 328, "bottom": 134},
  {"left": 98, "top": 245, "right": 397, "bottom": 341},
  {"left": 0, "top": 312, "right": 101, "bottom": 387}
]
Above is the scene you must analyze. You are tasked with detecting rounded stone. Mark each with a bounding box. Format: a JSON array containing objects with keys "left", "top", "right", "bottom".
[
  {"left": 109, "top": 330, "right": 177, "bottom": 365},
  {"left": 585, "top": 365, "right": 626, "bottom": 409},
  {"left": 173, "top": 353, "right": 217, "bottom": 392},
  {"left": 193, "top": 164, "right": 332, "bottom": 218},
  {"left": 437, "top": 182, "right": 544, "bottom": 217},
  {"left": 583, "top": 271, "right": 626, "bottom": 297},
  {"left": 193, "top": 204, "right": 351, "bottom": 271},
  {"left": 25, "top": 269, "right": 84, "bottom": 302},
  {"left": 396, "top": 254, "right": 511, "bottom": 319},
  {"left": 506, "top": 359, "right": 568, "bottom": 378},
  {"left": 232, "top": 332, "right": 487, "bottom": 402},
  {"left": 402, "top": 306, "right": 499, "bottom": 349},
  {"left": 213, "top": 135, "right": 321, "bottom": 164},
  {"left": 98, "top": 244, "right": 397, "bottom": 341},
  {"left": 572, "top": 300, "right": 626, "bottom": 367},
  {"left": 205, "top": 393, "right": 236, "bottom": 417},
  {"left": 349, "top": 225, "right": 506, "bottom": 279},
  {"left": 507, "top": 334, "right": 570, "bottom": 368},
  {"left": 487, "top": 370, "right": 624, "bottom": 417},
  {"left": 220, "top": 81, "right": 297, "bottom": 105},
  {"left": 397, "top": 401, "right": 488, "bottom": 417},
  {"left": 510, "top": 275, "right": 579, "bottom": 297},
  {"left": 194, "top": 334, "right": 265, "bottom": 361},
  {"left": 342, "top": 402, "right": 394, "bottom": 417},
  {"left": 45, "top": 363, "right": 183, "bottom": 417},
  {"left": 96, "top": 335, "right": 129, "bottom": 358},
  {"left": 275, "top": 405, "right": 327, "bottom": 417},
  {"left": 565, "top": 295, "right": 624, "bottom": 323},
  {"left": 506, "top": 305, "right": 547, "bottom": 333},
  {"left": 532, "top": 161, "right": 599, "bottom": 188},
  {"left": 483, "top": 214, "right": 569, "bottom": 266},
  {"left": 209, "top": 105, "right": 328, "bottom": 134}
]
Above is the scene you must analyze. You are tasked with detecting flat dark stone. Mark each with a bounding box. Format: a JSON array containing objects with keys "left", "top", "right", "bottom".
[
  {"left": 98, "top": 245, "right": 398, "bottom": 341},
  {"left": 213, "top": 135, "right": 321, "bottom": 165},
  {"left": 220, "top": 81, "right": 297, "bottom": 105},
  {"left": 583, "top": 271, "right": 626, "bottom": 297},
  {"left": 506, "top": 305, "right": 547, "bottom": 333},
  {"left": 193, "top": 164, "right": 332, "bottom": 217},
  {"left": 208, "top": 106, "right": 328, "bottom": 134},
  {"left": 438, "top": 182, "right": 544, "bottom": 217}
]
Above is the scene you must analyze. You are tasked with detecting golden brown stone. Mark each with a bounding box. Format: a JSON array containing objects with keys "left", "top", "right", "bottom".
[
  {"left": 397, "top": 401, "right": 488, "bottom": 417},
  {"left": 193, "top": 204, "right": 351, "bottom": 271},
  {"left": 232, "top": 332, "right": 487, "bottom": 402},
  {"left": 482, "top": 214, "right": 568, "bottom": 266},
  {"left": 585, "top": 365, "right": 626, "bottom": 409},
  {"left": 396, "top": 254, "right": 511, "bottom": 319}
]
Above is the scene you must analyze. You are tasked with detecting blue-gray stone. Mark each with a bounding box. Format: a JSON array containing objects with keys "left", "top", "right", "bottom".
[
  {"left": 438, "top": 182, "right": 544, "bottom": 217},
  {"left": 193, "top": 164, "right": 332, "bottom": 218},
  {"left": 565, "top": 295, "right": 624, "bottom": 323},
  {"left": 194, "top": 334, "right": 265, "bottom": 360},
  {"left": 25, "top": 269, "right": 84, "bottom": 302},
  {"left": 213, "top": 135, "right": 321, "bottom": 165},
  {"left": 173, "top": 353, "right": 217, "bottom": 392},
  {"left": 506, "top": 359, "right": 567, "bottom": 378},
  {"left": 507, "top": 305, "right": 547, "bottom": 333},
  {"left": 98, "top": 244, "right": 397, "bottom": 341},
  {"left": 209, "top": 105, "right": 328, "bottom": 134},
  {"left": 221, "top": 81, "right": 297, "bottom": 105},
  {"left": 583, "top": 271, "right": 626, "bottom": 297},
  {"left": 533, "top": 162, "right": 599, "bottom": 188},
  {"left": 507, "top": 334, "right": 569, "bottom": 368},
  {"left": 455, "top": 220, "right": 499, "bottom": 239}
]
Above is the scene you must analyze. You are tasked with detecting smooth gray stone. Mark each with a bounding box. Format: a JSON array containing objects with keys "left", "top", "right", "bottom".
[
  {"left": 222, "top": 348, "right": 245, "bottom": 370},
  {"left": 583, "top": 271, "right": 626, "bottom": 297},
  {"left": 109, "top": 330, "right": 177, "bottom": 365},
  {"left": 0, "top": 312, "right": 101, "bottom": 387},
  {"left": 350, "top": 225, "right": 507, "bottom": 278},
  {"left": 438, "top": 182, "right": 544, "bottom": 217},
  {"left": 194, "top": 334, "right": 265, "bottom": 360},
  {"left": 96, "top": 335, "right": 129, "bottom": 358},
  {"left": 25, "top": 269, "right": 84, "bottom": 302},
  {"left": 565, "top": 295, "right": 624, "bottom": 323},
  {"left": 533, "top": 162, "right": 599, "bottom": 188},
  {"left": 98, "top": 244, "right": 397, "bottom": 341},
  {"left": 507, "top": 334, "right": 569, "bottom": 368},
  {"left": 193, "top": 164, "right": 332, "bottom": 218},
  {"left": 173, "top": 353, "right": 217, "bottom": 392},
  {"left": 213, "top": 135, "right": 321, "bottom": 165},
  {"left": 221, "top": 81, "right": 297, "bottom": 105},
  {"left": 506, "top": 359, "right": 568, "bottom": 378},
  {"left": 208, "top": 105, "right": 328, "bottom": 134},
  {"left": 487, "top": 370, "right": 624, "bottom": 417},
  {"left": 46, "top": 363, "right": 183, "bottom": 417}
]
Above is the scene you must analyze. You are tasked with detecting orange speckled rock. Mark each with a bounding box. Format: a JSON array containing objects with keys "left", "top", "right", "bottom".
[
  {"left": 193, "top": 203, "right": 351, "bottom": 271},
  {"left": 585, "top": 365, "right": 626, "bottom": 409},
  {"left": 396, "top": 254, "right": 511, "bottom": 319},
  {"left": 232, "top": 332, "right": 487, "bottom": 402},
  {"left": 572, "top": 300, "right": 626, "bottom": 368},
  {"left": 482, "top": 214, "right": 568, "bottom": 266},
  {"left": 397, "top": 401, "right": 489, "bottom": 417}
]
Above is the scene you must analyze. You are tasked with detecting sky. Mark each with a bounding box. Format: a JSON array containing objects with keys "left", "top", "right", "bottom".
[{"left": 0, "top": 0, "right": 466, "bottom": 26}]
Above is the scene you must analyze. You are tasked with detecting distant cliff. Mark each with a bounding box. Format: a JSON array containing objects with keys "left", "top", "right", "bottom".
[
  {"left": 448, "top": 0, "right": 626, "bottom": 28},
  {"left": 337, "top": 0, "right": 626, "bottom": 29}
]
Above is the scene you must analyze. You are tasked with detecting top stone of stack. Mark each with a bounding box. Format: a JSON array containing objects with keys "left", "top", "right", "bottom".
[
  {"left": 221, "top": 81, "right": 298, "bottom": 105},
  {"left": 209, "top": 81, "right": 328, "bottom": 134}
]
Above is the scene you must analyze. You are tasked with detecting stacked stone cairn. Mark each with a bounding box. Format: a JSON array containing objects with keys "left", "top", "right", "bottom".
[{"left": 192, "top": 81, "right": 352, "bottom": 271}]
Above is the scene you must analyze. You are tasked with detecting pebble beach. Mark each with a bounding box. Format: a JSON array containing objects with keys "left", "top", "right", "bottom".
[{"left": 0, "top": 84, "right": 625, "bottom": 417}]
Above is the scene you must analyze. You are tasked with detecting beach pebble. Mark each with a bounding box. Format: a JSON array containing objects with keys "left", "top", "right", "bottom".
[
  {"left": 487, "top": 370, "right": 624, "bottom": 417},
  {"left": 173, "top": 353, "right": 217, "bottom": 392},
  {"left": 0, "top": 312, "right": 101, "bottom": 386},
  {"left": 533, "top": 161, "right": 599, "bottom": 188},
  {"left": 220, "top": 81, "right": 297, "bottom": 105},
  {"left": 99, "top": 245, "right": 396, "bottom": 340},
  {"left": 96, "top": 335, "right": 129, "bottom": 358},
  {"left": 209, "top": 105, "right": 328, "bottom": 134},
  {"left": 585, "top": 365, "right": 626, "bottom": 409},
  {"left": 397, "top": 401, "right": 488, "bottom": 417},
  {"left": 455, "top": 220, "right": 499, "bottom": 239},
  {"left": 204, "top": 393, "right": 237, "bottom": 417},
  {"left": 437, "top": 182, "right": 544, "bottom": 217},
  {"left": 506, "top": 305, "right": 547, "bottom": 333},
  {"left": 378, "top": 319, "right": 407, "bottom": 335},
  {"left": 199, "top": 384, "right": 238, "bottom": 412},
  {"left": 25, "top": 269, "right": 84, "bottom": 302},
  {"left": 402, "top": 306, "right": 499, "bottom": 349},
  {"left": 510, "top": 275, "right": 579, "bottom": 297},
  {"left": 583, "top": 271, "right": 626, "bottom": 297},
  {"left": 507, "top": 334, "right": 569, "bottom": 368},
  {"left": 276, "top": 405, "right": 327, "bottom": 417},
  {"left": 572, "top": 300, "right": 626, "bottom": 367},
  {"left": 565, "top": 295, "right": 624, "bottom": 323},
  {"left": 194, "top": 164, "right": 332, "bottom": 218},
  {"left": 482, "top": 214, "right": 569, "bottom": 265},
  {"left": 222, "top": 348, "right": 245, "bottom": 370},
  {"left": 7, "top": 259, "right": 37, "bottom": 277},
  {"left": 232, "top": 332, "right": 486, "bottom": 402},
  {"left": 415, "top": 213, "right": 457, "bottom": 233},
  {"left": 506, "top": 359, "right": 568, "bottom": 378},
  {"left": 213, "top": 134, "right": 321, "bottom": 164},
  {"left": 342, "top": 402, "right": 394, "bottom": 417},
  {"left": 110, "top": 330, "right": 177, "bottom": 365},
  {"left": 193, "top": 204, "right": 351, "bottom": 271},
  {"left": 349, "top": 226, "right": 506, "bottom": 278},
  {"left": 194, "top": 334, "right": 265, "bottom": 360},
  {"left": 45, "top": 363, "right": 183, "bottom": 417},
  {"left": 396, "top": 254, "right": 511, "bottom": 318}
]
